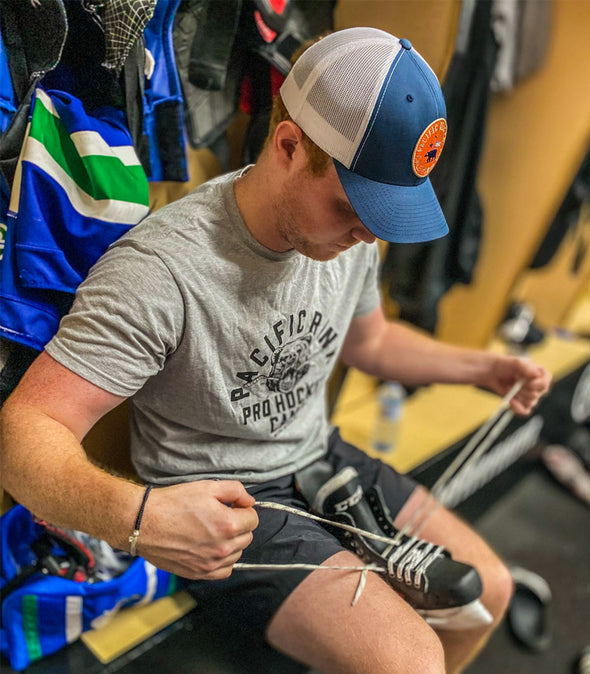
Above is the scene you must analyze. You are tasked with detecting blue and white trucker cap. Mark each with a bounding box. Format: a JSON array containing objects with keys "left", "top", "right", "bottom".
[{"left": 279, "top": 27, "right": 449, "bottom": 243}]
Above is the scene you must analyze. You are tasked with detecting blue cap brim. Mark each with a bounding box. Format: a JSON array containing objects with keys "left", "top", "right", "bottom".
[{"left": 334, "top": 161, "right": 449, "bottom": 244}]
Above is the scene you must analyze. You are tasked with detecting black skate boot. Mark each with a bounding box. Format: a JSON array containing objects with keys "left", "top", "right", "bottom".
[{"left": 311, "top": 466, "right": 491, "bottom": 626}]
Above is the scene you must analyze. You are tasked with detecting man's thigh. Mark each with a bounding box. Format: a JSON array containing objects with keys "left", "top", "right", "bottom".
[
  {"left": 267, "top": 549, "right": 445, "bottom": 673},
  {"left": 265, "top": 466, "right": 507, "bottom": 672}
]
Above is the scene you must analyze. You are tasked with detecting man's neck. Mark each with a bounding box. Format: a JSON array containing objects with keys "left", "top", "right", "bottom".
[{"left": 233, "top": 162, "right": 292, "bottom": 253}]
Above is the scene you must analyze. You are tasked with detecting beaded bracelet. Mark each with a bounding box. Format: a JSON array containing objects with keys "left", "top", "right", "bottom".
[{"left": 128, "top": 485, "right": 153, "bottom": 556}]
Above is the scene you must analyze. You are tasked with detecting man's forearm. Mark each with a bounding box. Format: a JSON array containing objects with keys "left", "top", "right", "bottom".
[
  {"left": 0, "top": 402, "right": 142, "bottom": 551},
  {"left": 350, "top": 320, "right": 497, "bottom": 388}
]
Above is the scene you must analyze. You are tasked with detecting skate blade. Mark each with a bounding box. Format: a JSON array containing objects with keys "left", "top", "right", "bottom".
[{"left": 418, "top": 599, "right": 493, "bottom": 630}]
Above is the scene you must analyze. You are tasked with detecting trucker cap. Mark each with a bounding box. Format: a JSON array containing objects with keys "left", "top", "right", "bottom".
[{"left": 279, "top": 27, "right": 449, "bottom": 243}]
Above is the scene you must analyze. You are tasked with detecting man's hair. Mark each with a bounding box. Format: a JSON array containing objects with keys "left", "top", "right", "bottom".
[{"left": 264, "top": 35, "right": 332, "bottom": 177}]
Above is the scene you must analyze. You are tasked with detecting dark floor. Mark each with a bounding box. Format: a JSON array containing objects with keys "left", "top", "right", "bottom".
[
  {"left": 464, "top": 467, "right": 590, "bottom": 674},
  {"left": 3, "top": 464, "right": 589, "bottom": 673}
]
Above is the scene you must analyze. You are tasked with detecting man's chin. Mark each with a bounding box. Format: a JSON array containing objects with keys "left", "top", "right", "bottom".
[
  {"left": 296, "top": 244, "right": 346, "bottom": 262},
  {"left": 307, "top": 250, "right": 342, "bottom": 262}
]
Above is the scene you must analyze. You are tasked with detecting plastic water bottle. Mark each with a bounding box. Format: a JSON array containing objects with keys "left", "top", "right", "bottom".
[{"left": 372, "top": 381, "right": 405, "bottom": 456}]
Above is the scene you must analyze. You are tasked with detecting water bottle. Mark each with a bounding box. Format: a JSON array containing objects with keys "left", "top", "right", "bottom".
[{"left": 372, "top": 381, "right": 405, "bottom": 456}]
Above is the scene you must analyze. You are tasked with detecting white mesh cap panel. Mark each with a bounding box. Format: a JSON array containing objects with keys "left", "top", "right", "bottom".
[
  {"left": 281, "top": 30, "right": 402, "bottom": 168},
  {"left": 292, "top": 27, "right": 386, "bottom": 89},
  {"left": 306, "top": 43, "right": 395, "bottom": 143}
]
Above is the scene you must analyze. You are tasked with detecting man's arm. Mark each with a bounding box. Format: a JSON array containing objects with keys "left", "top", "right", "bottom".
[
  {"left": 0, "top": 352, "right": 258, "bottom": 579},
  {"left": 340, "top": 307, "right": 551, "bottom": 415}
]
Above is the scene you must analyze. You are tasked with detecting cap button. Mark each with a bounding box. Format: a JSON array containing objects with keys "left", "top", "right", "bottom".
[{"left": 400, "top": 38, "right": 412, "bottom": 50}]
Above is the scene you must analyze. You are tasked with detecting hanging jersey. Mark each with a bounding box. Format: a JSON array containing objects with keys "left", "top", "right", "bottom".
[{"left": 0, "top": 87, "right": 149, "bottom": 350}]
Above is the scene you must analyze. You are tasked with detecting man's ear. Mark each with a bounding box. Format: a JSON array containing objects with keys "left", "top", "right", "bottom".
[{"left": 273, "top": 120, "right": 305, "bottom": 166}]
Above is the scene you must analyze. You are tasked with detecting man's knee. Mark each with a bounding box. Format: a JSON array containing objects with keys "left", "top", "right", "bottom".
[
  {"left": 415, "top": 625, "right": 446, "bottom": 674},
  {"left": 391, "top": 621, "right": 445, "bottom": 674},
  {"left": 266, "top": 551, "right": 447, "bottom": 674},
  {"left": 481, "top": 556, "right": 514, "bottom": 624}
]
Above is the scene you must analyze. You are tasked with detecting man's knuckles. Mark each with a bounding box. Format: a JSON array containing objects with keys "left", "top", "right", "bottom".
[{"left": 212, "top": 540, "right": 241, "bottom": 560}]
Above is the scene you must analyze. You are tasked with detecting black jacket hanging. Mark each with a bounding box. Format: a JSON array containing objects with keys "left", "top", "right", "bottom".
[{"left": 529, "top": 149, "right": 590, "bottom": 272}]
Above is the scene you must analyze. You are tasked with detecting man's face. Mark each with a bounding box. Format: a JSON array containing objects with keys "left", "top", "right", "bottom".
[{"left": 275, "top": 160, "right": 377, "bottom": 261}]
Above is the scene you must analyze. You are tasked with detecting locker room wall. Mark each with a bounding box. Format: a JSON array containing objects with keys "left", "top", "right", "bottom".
[
  {"left": 435, "top": 0, "right": 590, "bottom": 346},
  {"left": 513, "top": 202, "right": 590, "bottom": 332}
]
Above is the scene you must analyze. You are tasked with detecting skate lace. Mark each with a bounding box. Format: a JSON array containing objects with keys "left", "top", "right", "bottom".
[{"left": 383, "top": 537, "right": 445, "bottom": 592}]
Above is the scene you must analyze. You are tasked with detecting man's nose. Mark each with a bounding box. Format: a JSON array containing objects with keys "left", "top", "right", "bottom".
[{"left": 351, "top": 225, "right": 377, "bottom": 244}]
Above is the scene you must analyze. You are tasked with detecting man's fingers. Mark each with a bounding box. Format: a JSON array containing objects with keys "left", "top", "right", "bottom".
[
  {"left": 208, "top": 480, "right": 259, "bottom": 532},
  {"left": 202, "top": 561, "right": 240, "bottom": 581},
  {"left": 212, "top": 479, "right": 256, "bottom": 508},
  {"left": 517, "top": 362, "right": 552, "bottom": 389},
  {"left": 208, "top": 531, "right": 254, "bottom": 561},
  {"left": 194, "top": 548, "right": 249, "bottom": 580},
  {"left": 510, "top": 392, "right": 540, "bottom": 415},
  {"left": 516, "top": 370, "right": 551, "bottom": 409},
  {"left": 228, "top": 503, "right": 259, "bottom": 534}
]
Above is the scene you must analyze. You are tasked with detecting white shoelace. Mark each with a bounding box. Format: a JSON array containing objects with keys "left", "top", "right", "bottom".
[
  {"left": 235, "top": 500, "right": 442, "bottom": 604},
  {"left": 397, "top": 380, "right": 524, "bottom": 539},
  {"left": 383, "top": 537, "right": 445, "bottom": 592}
]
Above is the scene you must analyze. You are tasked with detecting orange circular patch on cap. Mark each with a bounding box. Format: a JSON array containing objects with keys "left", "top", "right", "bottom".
[{"left": 412, "top": 118, "right": 447, "bottom": 178}]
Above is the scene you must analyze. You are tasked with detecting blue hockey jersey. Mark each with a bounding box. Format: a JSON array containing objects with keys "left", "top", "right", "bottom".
[{"left": 0, "top": 88, "right": 149, "bottom": 350}]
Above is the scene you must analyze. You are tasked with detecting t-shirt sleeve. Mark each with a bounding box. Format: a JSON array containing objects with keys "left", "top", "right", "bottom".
[
  {"left": 352, "top": 243, "right": 381, "bottom": 318},
  {"left": 45, "top": 241, "right": 185, "bottom": 397}
]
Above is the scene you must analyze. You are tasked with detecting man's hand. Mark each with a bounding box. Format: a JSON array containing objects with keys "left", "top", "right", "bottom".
[
  {"left": 137, "top": 480, "right": 259, "bottom": 580},
  {"left": 486, "top": 355, "right": 552, "bottom": 415}
]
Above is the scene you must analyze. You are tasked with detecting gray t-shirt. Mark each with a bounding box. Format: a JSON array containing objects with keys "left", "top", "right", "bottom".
[{"left": 46, "top": 169, "right": 381, "bottom": 485}]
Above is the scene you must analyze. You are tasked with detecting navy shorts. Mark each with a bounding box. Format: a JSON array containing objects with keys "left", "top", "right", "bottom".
[{"left": 183, "top": 428, "right": 417, "bottom": 641}]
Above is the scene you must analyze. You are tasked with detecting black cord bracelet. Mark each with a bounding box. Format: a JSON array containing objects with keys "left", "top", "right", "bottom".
[{"left": 128, "top": 485, "right": 153, "bottom": 556}]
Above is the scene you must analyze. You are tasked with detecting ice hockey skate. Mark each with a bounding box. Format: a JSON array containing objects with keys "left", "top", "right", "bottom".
[{"left": 311, "top": 466, "right": 492, "bottom": 629}]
